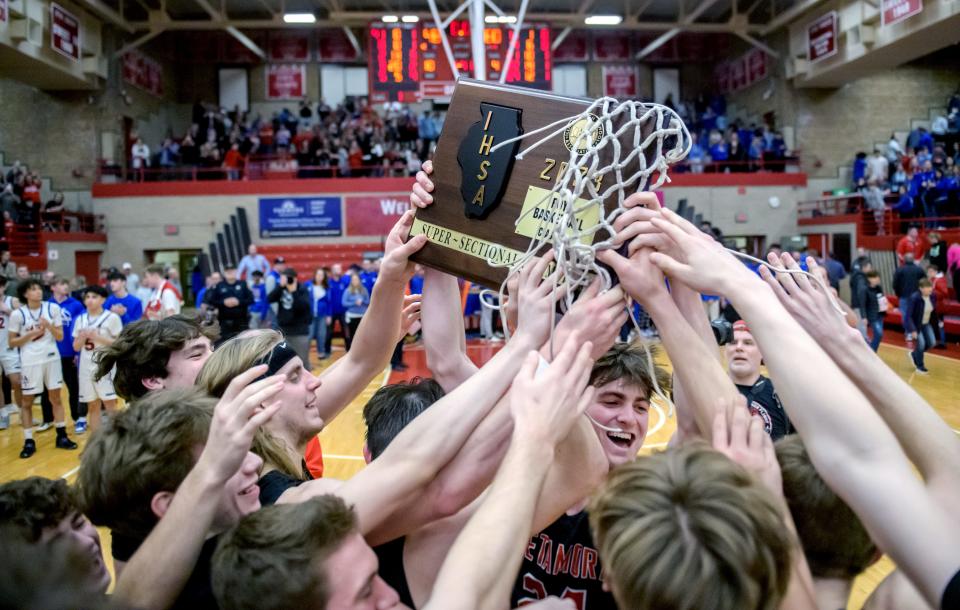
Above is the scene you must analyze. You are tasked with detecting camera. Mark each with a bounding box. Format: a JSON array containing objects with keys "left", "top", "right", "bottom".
[{"left": 710, "top": 318, "right": 734, "bottom": 346}]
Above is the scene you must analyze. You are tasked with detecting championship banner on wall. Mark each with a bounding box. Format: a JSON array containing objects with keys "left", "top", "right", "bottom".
[
  {"left": 268, "top": 31, "right": 310, "bottom": 61},
  {"left": 265, "top": 64, "right": 306, "bottom": 100},
  {"left": 881, "top": 0, "right": 922, "bottom": 26},
  {"left": 259, "top": 197, "right": 342, "bottom": 238},
  {"left": 345, "top": 195, "right": 409, "bottom": 236},
  {"left": 591, "top": 31, "right": 632, "bottom": 61},
  {"left": 713, "top": 48, "right": 767, "bottom": 94},
  {"left": 122, "top": 50, "right": 164, "bottom": 97},
  {"left": 807, "top": 11, "right": 839, "bottom": 63},
  {"left": 602, "top": 65, "right": 639, "bottom": 99},
  {"left": 50, "top": 3, "right": 80, "bottom": 61}
]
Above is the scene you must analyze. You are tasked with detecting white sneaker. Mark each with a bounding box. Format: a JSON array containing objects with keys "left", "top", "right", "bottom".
[
  {"left": 0, "top": 413, "right": 9, "bottom": 430},
  {"left": 35, "top": 421, "right": 53, "bottom": 432},
  {"left": 1, "top": 404, "right": 16, "bottom": 416}
]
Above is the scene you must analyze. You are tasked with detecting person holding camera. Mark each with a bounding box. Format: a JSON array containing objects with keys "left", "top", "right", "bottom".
[{"left": 268, "top": 268, "right": 313, "bottom": 369}]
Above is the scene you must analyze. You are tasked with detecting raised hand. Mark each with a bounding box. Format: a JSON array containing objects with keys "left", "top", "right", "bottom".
[
  {"left": 552, "top": 278, "right": 627, "bottom": 359},
  {"left": 596, "top": 245, "right": 669, "bottom": 308},
  {"left": 380, "top": 209, "right": 428, "bottom": 283},
  {"left": 398, "top": 293, "right": 422, "bottom": 340},
  {"left": 758, "top": 254, "right": 860, "bottom": 345},
  {"left": 711, "top": 396, "right": 783, "bottom": 498},
  {"left": 513, "top": 252, "right": 563, "bottom": 349},
  {"left": 645, "top": 208, "right": 758, "bottom": 296},
  {"left": 410, "top": 160, "right": 435, "bottom": 209},
  {"left": 510, "top": 333, "right": 595, "bottom": 447},
  {"left": 196, "top": 365, "right": 284, "bottom": 484}
]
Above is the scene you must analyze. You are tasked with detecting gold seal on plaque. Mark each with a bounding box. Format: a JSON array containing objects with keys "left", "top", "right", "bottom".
[{"left": 562, "top": 113, "right": 604, "bottom": 154}]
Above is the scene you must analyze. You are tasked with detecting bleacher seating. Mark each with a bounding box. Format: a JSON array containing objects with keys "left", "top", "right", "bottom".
[
  {"left": 256, "top": 242, "right": 384, "bottom": 278},
  {"left": 886, "top": 294, "right": 960, "bottom": 337}
]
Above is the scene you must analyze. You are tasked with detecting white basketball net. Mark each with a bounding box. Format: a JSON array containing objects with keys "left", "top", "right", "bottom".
[{"left": 485, "top": 96, "right": 691, "bottom": 312}]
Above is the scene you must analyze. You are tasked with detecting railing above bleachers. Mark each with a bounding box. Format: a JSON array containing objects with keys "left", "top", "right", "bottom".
[{"left": 96, "top": 154, "right": 803, "bottom": 184}]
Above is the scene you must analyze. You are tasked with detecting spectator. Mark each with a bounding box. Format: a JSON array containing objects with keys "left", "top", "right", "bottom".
[
  {"left": 822, "top": 252, "right": 847, "bottom": 291},
  {"left": 893, "top": 252, "right": 927, "bottom": 327},
  {"left": 209, "top": 265, "right": 254, "bottom": 344},
  {"left": 43, "top": 192, "right": 66, "bottom": 231},
  {"left": 849, "top": 256, "right": 873, "bottom": 340},
  {"left": 905, "top": 279, "right": 937, "bottom": 373},
  {"left": 864, "top": 270, "right": 886, "bottom": 352},
  {"left": 896, "top": 226, "right": 928, "bottom": 265},
  {"left": 121, "top": 262, "right": 141, "bottom": 295},
  {"left": 223, "top": 143, "right": 244, "bottom": 181},
  {"left": 131, "top": 138, "right": 150, "bottom": 181},
  {"left": 726, "top": 131, "right": 748, "bottom": 172},
  {"left": 305, "top": 268, "right": 331, "bottom": 361},
  {"left": 237, "top": 244, "right": 270, "bottom": 283},
  {"left": 267, "top": 268, "right": 313, "bottom": 368},
  {"left": 105, "top": 271, "right": 143, "bottom": 325},
  {"left": 248, "top": 270, "right": 268, "bottom": 329},
  {"left": 0, "top": 184, "right": 19, "bottom": 224},
  {"left": 341, "top": 270, "right": 369, "bottom": 351},
  {"left": 927, "top": 265, "right": 949, "bottom": 349},
  {"left": 927, "top": 232, "right": 947, "bottom": 272},
  {"left": 687, "top": 132, "right": 705, "bottom": 173}
]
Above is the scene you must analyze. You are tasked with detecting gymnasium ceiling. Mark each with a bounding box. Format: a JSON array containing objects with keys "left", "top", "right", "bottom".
[{"left": 88, "top": 0, "right": 818, "bottom": 34}]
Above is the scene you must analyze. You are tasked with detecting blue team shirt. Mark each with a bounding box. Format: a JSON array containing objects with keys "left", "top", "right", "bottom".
[
  {"left": 360, "top": 271, "right": 378, "bottom": 295},
  {"left": 104, "top": 294, "right": 143, "bottom": 325},
  {"left": 250, "top": 283, "right": 269, "bottom": 315},
  {"left": 49, "top": 296, "right": 86, "bottom": 358},
  {"left": 327, "top": 275, "right": 349, "bottom": 315}
]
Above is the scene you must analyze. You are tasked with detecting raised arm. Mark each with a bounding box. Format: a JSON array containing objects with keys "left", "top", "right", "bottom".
[
  {"left": 762, "top": 254, "right": 960, "bottom": 507},
  {"left": 648, "top": 208, "right": 960, "bottom": 608},
  {"left": 421, "top": 266, "right": 477, "bottom": 391},
  {"left": 111, "top": 369, "right": 283, "bottom": 610},
  {"left": 314, "top": 210, "right": 426, "bottom": 424},
  {"left": 425, "top": 338, "right": 595, "bottom": 610},
  {"left": 597, "top": 244, "right": 738, "bottom": 441},
  {"left": 280, "top": 255, "right": 559, "bottom": 543}
]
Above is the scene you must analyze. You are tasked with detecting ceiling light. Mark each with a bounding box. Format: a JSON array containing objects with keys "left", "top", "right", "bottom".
[
  {"left": 381, "top": 15, "right": 399, "bottom": 22},
  {"left": 282, "top": 12, "right": 316, "bottom": 23},
  {"left": 401, "top": 15, "right": 420, "bottom": 23},
  {"left": 484, "top": 14, "right": 517, "bottom": 23},
  {"left": 584, "top": 14, "right": 623, "bottom": 25}
]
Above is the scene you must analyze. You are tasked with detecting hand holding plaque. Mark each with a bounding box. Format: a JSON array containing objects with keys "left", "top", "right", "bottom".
[{"left": 409, "top": 78, "right": 690, "bottom": 302}]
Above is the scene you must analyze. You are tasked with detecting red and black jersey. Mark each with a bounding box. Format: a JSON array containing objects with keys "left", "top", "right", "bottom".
[
  {"left": 735, "top": 375, "right": 795, "bottom": 440},
  {"left": 511, "top": 510, "right": 616, "bottom": 610}
]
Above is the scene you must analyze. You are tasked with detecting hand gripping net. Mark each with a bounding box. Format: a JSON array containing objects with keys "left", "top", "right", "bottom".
[
  {"left": 482, "top": 98, "right": 690, "bottom": 424},
  {"left": 488, "top": 97, "right": 691, "bottom": 308}
]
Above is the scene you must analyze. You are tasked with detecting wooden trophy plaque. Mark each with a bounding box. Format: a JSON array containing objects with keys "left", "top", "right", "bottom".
[{"left": 410, "top": 78, "right": 653, "bottom": 288}]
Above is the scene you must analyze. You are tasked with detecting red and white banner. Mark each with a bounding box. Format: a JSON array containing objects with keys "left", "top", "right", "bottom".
[
  {"left": 602, "top": 65, "right": 639, "bottom": 99},
  {"left": 265, "top": 64, "right": 306, "bottom": 100},
  {"left": 592, "top": 31, "right": 632, "bottom": 61},
  {"left": 50, "top": 3, "right": 80, "bottom": 61},
  {"left": 345, "top": 195, "right": 408, "bottom": 236},
  {"left": 881, "top": 0, "right": 923, "bottom": 26},
  {"left": 0, "top": 0, "right": 8, "bottom": 24},
  {"left": 122, "top": 50, "right": 164, "bottom": 97},
  {"left": 317, "top": 28, "right": 359, "bottom": 61},
  {"left": 553, "top": 29, "right": 589, "bottom": 62},
  {"left": 268, "top": 31, "right": 310, "bottom": 61},
  {"left": 745, "top": 48, "right": 768, "bottom": 83},
  {"left": 807, "top": 11, "right": 838, "bottom": 63}
]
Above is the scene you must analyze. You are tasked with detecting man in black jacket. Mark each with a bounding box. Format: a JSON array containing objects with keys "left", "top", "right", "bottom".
[
  {"left": 849, "top": 257, "right": 873, "bottom": 340},
  {"left": 893, "top": 253, "right": 926, "bottom": 331},
  {"left": 268, "top": 268, "right": 313, "bottom": 369},
  {"left": 210, "top": 265, "right": 254, "bottom": 344}
]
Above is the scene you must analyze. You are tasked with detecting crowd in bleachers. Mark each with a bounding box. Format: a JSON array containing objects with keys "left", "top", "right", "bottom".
[
  {"left": 853, "top": 91, "right": 960, "bottom": 231},
  {"left": 130, "top": 97, "right": 442, "bottom": 181},
  {"left": 0, "top": 162, "right": 70, "bottom": 235},
  {"left": 667, "top": 93, "right": 791, "bottom": 173}
]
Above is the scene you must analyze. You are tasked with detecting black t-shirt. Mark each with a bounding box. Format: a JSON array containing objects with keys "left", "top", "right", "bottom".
[
  {"left": 943, "top": 568, "right": 960, "bottom": 610},
  {"left": 511, "top": 510, "right": 616, "bottom": 610},
  {"left": 374, "top": 536, "right": 416, "bottom": 608},
  {"left": 110, "top": 530, "right": 220, "bottom": 610},
  {"left": 258, "top": 461, "right": 314, "bottom": 506},
  {"left": 735, "top": 375, "right": 794, "bottom": 440}
]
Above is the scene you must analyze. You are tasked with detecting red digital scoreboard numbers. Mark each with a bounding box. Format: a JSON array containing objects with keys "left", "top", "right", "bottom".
[
  {"left": 368, "top": 23, "right": 421, "bottom": 103},
  {"left": 369, "top": 21, "right": 551, "bottom": 102}
]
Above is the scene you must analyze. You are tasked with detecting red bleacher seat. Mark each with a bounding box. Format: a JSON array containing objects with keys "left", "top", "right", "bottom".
[
  {"left": 257, "top": 242, "right": 384, "bottom": 278},
  {"left": 885, "top": 295, "right": 960, "bottom": 336}
]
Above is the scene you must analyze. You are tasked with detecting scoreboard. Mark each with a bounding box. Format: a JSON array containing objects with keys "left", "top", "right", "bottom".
[{"left": 368, "top": 21, "right": 552, "bottom": 102}]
